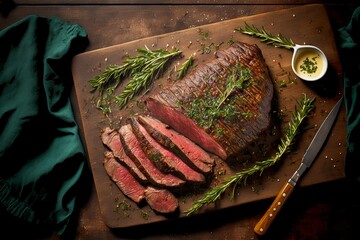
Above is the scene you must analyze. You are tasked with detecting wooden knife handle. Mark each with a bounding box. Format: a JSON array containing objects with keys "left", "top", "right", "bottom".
[{"left": 254, "top": 182, "right": 295, "bottom": 236}]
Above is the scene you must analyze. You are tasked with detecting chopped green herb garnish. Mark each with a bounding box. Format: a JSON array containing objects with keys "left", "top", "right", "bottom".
[
  {"left": 279, "top": 80, "right": 287, "bottom": 88},
  {"left": 140, "top": 210, "right": 150, "bottom": 220},
  {"left": 227, "top": 39, "right": 235, "bottom": 45},
  {"left": 300, "top": 56, "right": 319, "bottom": 74},
  {"left": 178, "top": 64, "right": 253, "bottom": 135},
  {"left": 200, "top": 43, "right": 213, "bottom": 54},
  {"left": 215, "top": 42, "right": 224, "bottom": 50},
  {"left": 198, "top": 28, "right": 209, "bottom": 40}
]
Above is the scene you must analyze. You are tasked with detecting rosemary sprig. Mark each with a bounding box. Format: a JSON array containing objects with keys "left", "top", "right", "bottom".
[
  {"left": 216, "top": 65, "right": 252, "bottom": 109},
  {"left": 89, "top": 65, "right": 125, "bottom": 92},
  {"left": 89, "top": 65, "right": 127, "bottom": 114},
  {"left": 89, "top": 46, "right": 182, "bottom": 112},
  {"left": 114, "top": 47, "right": 182, "bottom": 108},
  {"left": 177, "top": 55, "right": 194, "bottom": 79},
  {"left": 184, "top": 95, "right": 315, "bottom": 215},
  {"left": 235, "top": 22, "right": 296, "bottom": 49},
  {"left": 178, "top": 64, "right": 253, "bottom": 133}
]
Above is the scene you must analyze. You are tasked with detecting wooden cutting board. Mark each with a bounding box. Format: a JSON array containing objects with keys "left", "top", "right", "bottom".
[{"left": 71, "top": 4, "right": 346, "bottom": 229}]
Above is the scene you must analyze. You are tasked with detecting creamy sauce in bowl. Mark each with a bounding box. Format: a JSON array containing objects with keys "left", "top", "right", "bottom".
[{"left": 291, "top": 45, "right": 328, "bottom": 81}]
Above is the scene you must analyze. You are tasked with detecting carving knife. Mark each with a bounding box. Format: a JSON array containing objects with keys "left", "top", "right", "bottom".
[{"left": 253, "top": 96, "right": 343, "bottom": 236}]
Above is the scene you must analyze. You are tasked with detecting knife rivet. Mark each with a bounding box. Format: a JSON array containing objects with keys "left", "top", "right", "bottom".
[
  {"left": 269, "top": 213, "right": 273, "bottom": 217},
  {"left": 278, "top": 202, "right": 281, "bottom": 206},
  {"left": 282, "top": 193, "right": 286, "bottom": 197},
  {"left": 273, "top": 208, "right": 276, "bottom": 211},
  {"left": 260, "top": 228, "right": 263, "bottom": 232}
]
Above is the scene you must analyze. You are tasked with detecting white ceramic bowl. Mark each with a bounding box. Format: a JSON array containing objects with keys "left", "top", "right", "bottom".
[{"left": 291, "top": 44, "right": 328, "bottom": 81}]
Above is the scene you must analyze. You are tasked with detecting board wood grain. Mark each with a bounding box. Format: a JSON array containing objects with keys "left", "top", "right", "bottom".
[{"left": 71, "top": 4, "right": 346, "bottom": 229}]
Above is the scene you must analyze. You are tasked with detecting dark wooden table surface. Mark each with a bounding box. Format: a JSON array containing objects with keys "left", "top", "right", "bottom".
[{"left": 1, "top": 1, "right": 359, "bottom": 239}]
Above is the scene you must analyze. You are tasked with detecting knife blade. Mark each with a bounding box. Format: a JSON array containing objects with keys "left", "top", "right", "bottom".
[{"left": 253, "top": 96, "right": 343, "bottom": 236}]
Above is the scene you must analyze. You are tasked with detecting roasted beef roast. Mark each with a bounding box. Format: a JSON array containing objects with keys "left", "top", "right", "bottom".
[
  {"left": 145, "top": 42, "right": 273, "bottom": 160},
  {"left": 101, "top": 41, "right": 273, "bottom": 215}
]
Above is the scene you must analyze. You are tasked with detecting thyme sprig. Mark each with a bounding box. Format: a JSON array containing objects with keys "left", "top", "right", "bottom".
[
  {"left": 184, "top": 95, "right": 315, "bottom": 215},
  {"left": 216, "top": 65, "right": 252, "bottom": 109},
  {"left": 177, "top": 55, "right": 194, "bottom": 79},
  {"left": 178, "top": 64, "right": 253, "bottom": 134},
  {"left": 235, "top": 22, "right": 296, "bottom": 50},
  {"left": 89, "top": 46, "right": 182, "bottom": 112}
]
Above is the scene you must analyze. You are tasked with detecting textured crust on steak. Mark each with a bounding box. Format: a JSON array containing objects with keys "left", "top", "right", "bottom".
[
  {"left": 103, "top": 151, "right": 146, "bottom": 204},
  {"left": 101, "top": 127, "right": 148, "bottom": 184},
  {"left": 145, "top": 42, "right": 273, "bottom": 159},
  {"left": 137, "top": 115, "right": 215, "bottom": 175},
  {"left": 119, "top": 124, "right": 186, "bottom": 189},
  {"left": 128, "top": 117, "right": 206, "bottom": 184}
]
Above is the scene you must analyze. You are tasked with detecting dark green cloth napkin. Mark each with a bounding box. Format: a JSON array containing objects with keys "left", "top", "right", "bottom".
[
  {"left": 0, "top": 15, "right": 88, "bottom": 234},
  {"left": 339, "top": 7, "right": 360, "bottom": 183}
]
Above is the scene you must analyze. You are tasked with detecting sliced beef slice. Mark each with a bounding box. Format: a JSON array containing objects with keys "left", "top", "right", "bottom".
[
  {"left": 137, "top": 115, "right": 215, "bottom": 175},
  {"left": 144, "top": 186, "right": 179, "bottom": 214},
  {"left": 103, "top": 151, "right": 145, "bottom": 204},
  {"left": 119, "top": 124, "right": 185, "bottom": 189},
  {"left": 101, "top": 127, "right": 147, "bottom": 184},
  {"left": 145, "top": 42, "right": 273, "bottom": 160},
  {"left": 128, "top": 117, "right": 205, "bottom": 184}
]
